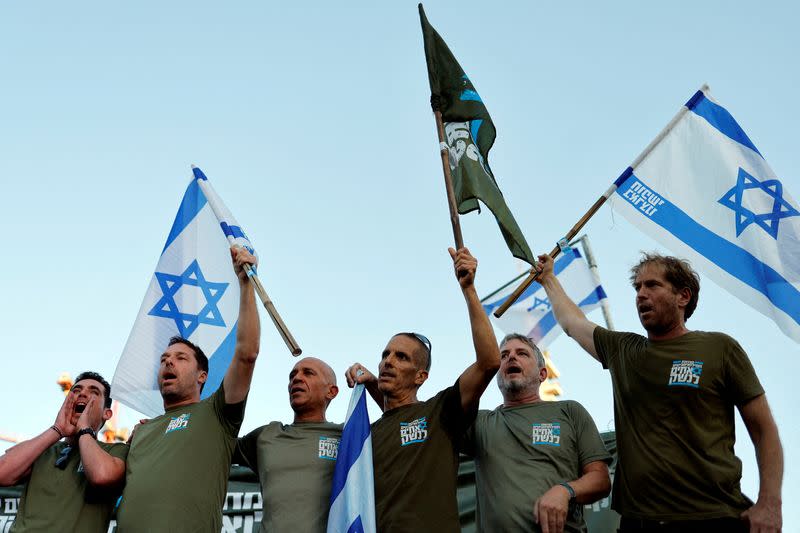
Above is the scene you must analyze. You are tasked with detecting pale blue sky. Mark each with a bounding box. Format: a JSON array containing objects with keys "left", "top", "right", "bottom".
[{"left": 1, "top": 1, "right": 798, "bottom": 529}]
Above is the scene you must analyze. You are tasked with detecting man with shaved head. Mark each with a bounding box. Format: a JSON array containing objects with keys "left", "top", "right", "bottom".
[{"left": 234, "top": 356, "right": 341, "bottom": 532}]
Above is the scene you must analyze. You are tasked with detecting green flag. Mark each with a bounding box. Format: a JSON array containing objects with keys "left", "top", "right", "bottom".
[{"left": 419, "top": 3, "right": 534, "bottom": 264}]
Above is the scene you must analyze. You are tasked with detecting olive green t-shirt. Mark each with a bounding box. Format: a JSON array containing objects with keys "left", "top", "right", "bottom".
[
  {"left": 11, "top": 440, "right": 128, "bottom": 533},
  {"left": 594, "top": 328, "right": 764, "bottom": 521},
  {"left": 463, "top": 400, "right": 611, "bottom": 532},
  {"left": 372, "top": 381, "right": 474, "bottom": 533},
  {"left": 116, "top": 385, "right": 245, "bottom": 532},
  {"left": 235, "top": 421, "right": 343, "bottom": 532}
]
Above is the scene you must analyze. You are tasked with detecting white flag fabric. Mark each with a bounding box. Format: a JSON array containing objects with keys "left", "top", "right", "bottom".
[
  {"left": 112, "top": 167, "right": 256, "bottom": 416},
  {"left": 327, "top": 383, "right": 376, "bottom": 533},
  {"left": 610, "top": 87, "right": 800, "bottom": 343},
  {"left": 483, "top": 248, "right": 608, "bottom": 348}
]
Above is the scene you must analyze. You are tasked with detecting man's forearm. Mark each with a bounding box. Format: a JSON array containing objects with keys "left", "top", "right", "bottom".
[
  {"left": 568, "top": 465, "right": 611, "bottom": 505},
  {"left": 539, "top": 274, "right": 584, "bottom": 337},
  {"left": 464, "top": 286, "right": 499, "bottom": 373},
  {"left": 235, "top": 278, "right": 260, "bottom": 364},
  {"left": 755, "top": 422, "right": 783, "bottom": 504},
  {"left": 77, "top": 434, "right": 125, "bottom": 487},
  {"left": 0, "top": 427, "right": 61, "bottom": 485}
]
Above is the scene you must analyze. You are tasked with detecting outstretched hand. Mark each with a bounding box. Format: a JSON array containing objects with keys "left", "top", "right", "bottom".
[
  {"left": 535, "top": 254, "right": 555, "bottom": 280},
  {"left": 448, "top": 247, "right": 477, "bottom": 290}
]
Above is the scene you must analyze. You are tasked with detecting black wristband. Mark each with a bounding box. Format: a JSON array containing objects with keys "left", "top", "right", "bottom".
[
  {"left": 77, "top": 427, "right": 97, "bottom": 440},
  {"left": 50, "top": 425, "right": 64, "bottom": 438},
  {"left": 559, "top": 482, "right": 576, "bottom": 502}
]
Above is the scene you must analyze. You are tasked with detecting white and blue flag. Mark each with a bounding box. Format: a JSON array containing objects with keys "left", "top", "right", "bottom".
[
  {"left": 483, "top": 248, "right": 608, "bottom": 348},
  {"left": 112, "top": 166, "right": 256, "bottom": 416},
  {"left": 610, "top": 87, "right": 800, "bottom": 343},
  {"left": 327, "top": 382, "right": 376, "bottom": 533}
]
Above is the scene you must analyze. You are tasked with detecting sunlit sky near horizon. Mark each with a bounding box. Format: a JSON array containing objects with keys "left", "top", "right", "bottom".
[{"left": 1, "top": 1, "right": 798, "bottom": 529}]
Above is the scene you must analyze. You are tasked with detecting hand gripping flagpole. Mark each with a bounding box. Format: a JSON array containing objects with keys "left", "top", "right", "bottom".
[
  {"left": 492, "top": 84, "right": 708, "bottom": 318},
  {"left": 192, "top": 165, "right": 302, "bottom": 356}
]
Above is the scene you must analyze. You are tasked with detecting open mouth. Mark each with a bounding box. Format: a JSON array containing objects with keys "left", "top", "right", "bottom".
[
  {"left": 290, "top": 386, "right": 305, "bottom": 394},
  {"left": 75, "top": 403, "right": 87, "bottom": 413},
  {"left": 505, "top": 365, "right": 523, "bottom": 376}
]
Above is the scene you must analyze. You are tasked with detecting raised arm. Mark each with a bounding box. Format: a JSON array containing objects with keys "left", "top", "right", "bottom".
[
  {"left": 223, "top": 246, "right": 261, "bottom": 405},
  {"left": 450, "top": 247, "right": 500, "bottom": 413},
  {"left": 536, "top": 254, "right": 600, "bottom": 361},
  {"left": 739, "top": 394, "right": 782, "bottom": 533},
  {"left": 75, "top": 397, "right": 125, "bottom": 487},
  {"left": 0, "top": 394, "right": 76, "bottom": 486}
]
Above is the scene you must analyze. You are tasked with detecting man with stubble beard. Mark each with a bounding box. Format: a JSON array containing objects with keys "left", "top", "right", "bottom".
[
  {"left": 462, "top": 333, "right": 611, "bottom": 533},
  {"left": 81, "top": 246, "right": 261, "bottom": 532},
  {"left": 0, "top": 372, "right": 127, "bottom": 532}
]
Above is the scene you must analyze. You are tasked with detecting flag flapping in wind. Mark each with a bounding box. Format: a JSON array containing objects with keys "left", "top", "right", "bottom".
[
  {"left": 327, "top": 382, "right": 376, "bottom": 533},
  {"left": 610, "top": 87, "right": 800, "bottom": 343},
  {"left": 418, "top": 4, "right": 534, "bottom": 264},
  {"left": 112, "top": 167, "right": 257, "bottom": 416},
  {"left": 483, "top": 248, "right": 608, "bottom": 347}
]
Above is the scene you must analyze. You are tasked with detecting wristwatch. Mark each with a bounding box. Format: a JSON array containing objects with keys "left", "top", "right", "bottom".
[
  {"left": 76, "top": 427, "right": 97, "bottom": 439},
  {"left": 559, "top": 482, "right": 576, "bottom": 502}
]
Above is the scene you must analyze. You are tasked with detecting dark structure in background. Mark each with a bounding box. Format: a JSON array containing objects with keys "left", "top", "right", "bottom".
[{"left": 0, "top": 433, "right": 621, "bottom": 532}]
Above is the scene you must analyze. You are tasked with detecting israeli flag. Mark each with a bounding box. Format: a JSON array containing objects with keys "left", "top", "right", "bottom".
[
  {"left": 112, "top": 166, "right": 256, "bottom": 416},
  {"left": 327, "top": 383, "right": 376, "bottom": 533},
  {"left": 610, "top": 87, "right": 800, "bottom": 343},
  {"left": 483, "top": 248, "right": 607, "bottom": 348}
]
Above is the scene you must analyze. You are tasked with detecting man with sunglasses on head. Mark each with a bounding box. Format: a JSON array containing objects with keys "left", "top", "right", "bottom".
[
  {"left": 346, "top": 247, "right": 500, "bottom": 532},
  {"left": 0, "top": 372, "right": 127, "bottom": 532}
]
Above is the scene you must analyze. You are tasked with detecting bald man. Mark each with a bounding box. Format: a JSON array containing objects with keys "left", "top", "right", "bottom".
[{"left": 234, "top": 357, "right": 341, "bottom": 532}]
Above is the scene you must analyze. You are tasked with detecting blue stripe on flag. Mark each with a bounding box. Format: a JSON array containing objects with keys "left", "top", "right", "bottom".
[
  {"left": 616, "top": 175, "right": 800, "bottom": 326},
  {"left": 346, "top": 516, "right": 364, "bottom": 533},
  {"left": 529, "top": 287, "right": 604, "bottom": 342},
  {"left": 329, "top": 390, "right": 371, "bottom": 502},
  {"left": 200, "top": 324, "right": 238, "bottom": 400},
  {"left": 220, "top": 222, "right": 246, "bottom": 240},
  {"left": 192, "top": 167, "right": 209, "bottom": 181},
  {"left": 686, "top": 92, "right": 762, "bottom": 157},
  {"left": 483, "top": 249, "right": 580, "bottom": 314},
  {"left": 162, "top": 179, "right": 208, "bottom": 254}
]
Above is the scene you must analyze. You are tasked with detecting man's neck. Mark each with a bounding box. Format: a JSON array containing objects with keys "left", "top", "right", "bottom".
[
  {"left": 647, "top": 322, "right": 690, "bottom": 341},
  {"left": 502, "top": 390, "right": 542, "bottom": 408},
  {"left": 163, "top": 395, "right": 200, "bottom": 411},
  {"left": 383, "top": 390, "right": 419, "bottom": 412},
  {"left": 293, "top": 410, "right": 328, "bottom": 424}
]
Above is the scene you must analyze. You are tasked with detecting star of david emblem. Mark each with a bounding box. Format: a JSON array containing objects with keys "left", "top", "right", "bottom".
[
  {"left": 148, "top": 260, "right": 229, "bottom": 338},
  {"left": 527, "top": 296, "right": 551, "bottom": 313},
  {"left": 718, "top": 168, "right": 799, "bottom": 240}
]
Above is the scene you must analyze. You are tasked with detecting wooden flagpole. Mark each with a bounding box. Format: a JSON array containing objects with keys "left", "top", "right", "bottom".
[
  {"left": 243, "top": 263, "right": 302, "bottom": 356},
  {"left": 433, "top": 109, "right": 465, "bottom": 250},
  {"left": 492, "top": 84, "right": 707, "bottom": 318}
]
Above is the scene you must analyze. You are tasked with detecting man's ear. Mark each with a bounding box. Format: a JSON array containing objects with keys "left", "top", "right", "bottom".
[
  {"left": 328, "top": 384, "right": 339, "bottom": 401},
  {"left": 102, "top": 407, "right": 114, "bottom": 422},
  {"left": 198, "top": 371, "right": 208, "bottom": 385},
  {"left": 539, "top": 366, "right": 548, "bottom": 383},
  {"left": 415, "top": 369, "right": 429, "bottom": 387}
]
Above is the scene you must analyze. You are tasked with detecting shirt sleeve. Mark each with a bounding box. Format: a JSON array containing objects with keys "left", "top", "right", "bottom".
[
  {"left": 212, "top": 382, "right": 247, "bottom": 437},
  {"left": 722, "top": 335, "right": 765, "bottom": 406},
  {"left": 569, "top": 401, "right": 612, "bottom": 468},
  {"left": 593, "top": 327, "right": 645, "bottom": 370},
  {"left": 232, "top": 426, "right": 261, "bottom": 469},
  {"left": 441, "top": 379, "right": 478, "bottom": 440}
]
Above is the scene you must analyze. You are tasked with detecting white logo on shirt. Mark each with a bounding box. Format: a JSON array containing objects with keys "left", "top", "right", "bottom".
[{"left": 318, "top": 436, "right": 340, "bottom": 460}]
